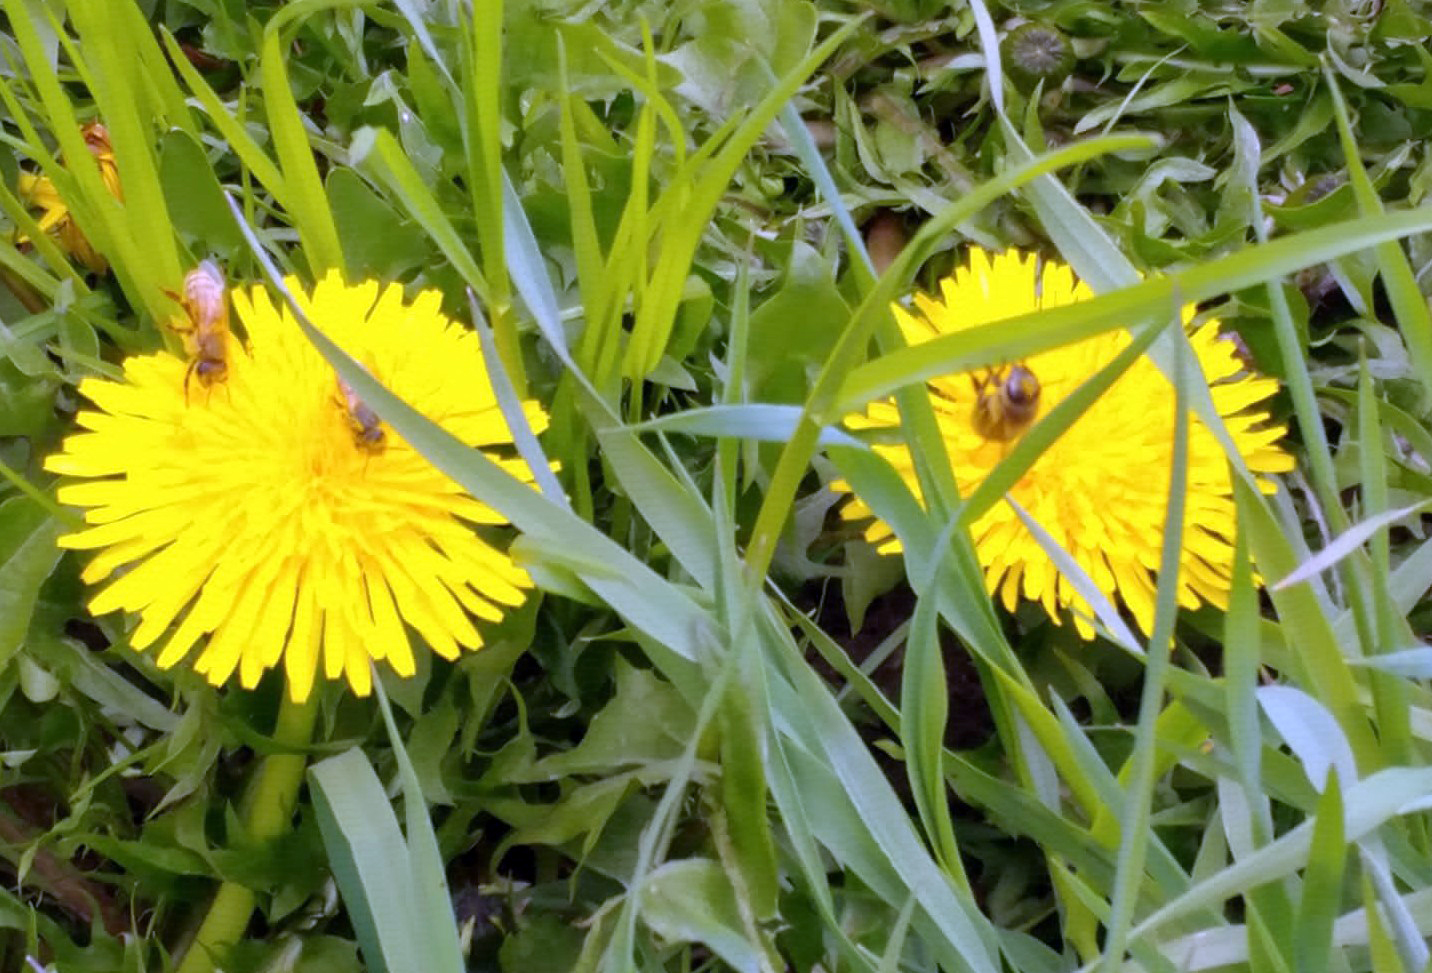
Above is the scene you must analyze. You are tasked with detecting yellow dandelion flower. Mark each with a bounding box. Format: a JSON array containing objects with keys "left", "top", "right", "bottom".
[
  {"left": 839, "top": 247, "right": 1294, "bottom": 638},
  {"left": 46, "top": 272, "right": 547, "bottom": 701},
  {"left": 17, "top": 122, "right": 122, "bottom": 273}
]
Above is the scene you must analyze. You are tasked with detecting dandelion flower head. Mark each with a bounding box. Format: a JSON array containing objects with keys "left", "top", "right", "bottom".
[
  {"left": 17, "top": 122, "right": 122, "bottom": 274},
  {"left": 839, "top": 248, "right": 1294, "bottom": 638},
  {"left": 47, "top": 272, "right": 546, "bottom": 700}
]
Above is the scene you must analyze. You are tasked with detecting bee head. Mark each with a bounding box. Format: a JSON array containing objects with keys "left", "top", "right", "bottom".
[{"left": 1004, "top": 365, "right": 1040, "bottom": 404}]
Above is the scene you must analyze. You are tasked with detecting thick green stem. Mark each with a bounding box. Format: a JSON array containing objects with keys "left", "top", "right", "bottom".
[{"left": 174, "top": 693, "right": 319, "bottom": 973}]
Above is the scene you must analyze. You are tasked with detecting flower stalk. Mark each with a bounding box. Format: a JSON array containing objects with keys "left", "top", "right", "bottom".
[{"left": 175, "top": 692, "right": 319, "bottom": 973}]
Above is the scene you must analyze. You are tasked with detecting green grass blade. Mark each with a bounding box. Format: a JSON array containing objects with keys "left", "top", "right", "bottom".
[
  {"left": 1295, "top": 774, "right": 1346, "bottom": 973},
  {"left": 624, "top": 18, "right": 864, "bottom": 378},
  {"left": 1325, "top": 65, "right": 1432, "bottom": 409},
  {"left": 957, "top": 316, "right": 1166, "bottom": 532},
  {"left": 465, "top": 290, "right": 567, "bottom": 505},
  {"left": 68, "top": 0, "right": 182, "bottom": 283},
  {"left": 1355, "top": 286, "right": 1417, "bottom": 772},
  {"left": 842, "top": 207, "right": 1432, "bottom": 411},
  {"left": 1101, "top": 322, "right": 1190, "bottom": 971},
  {"left": 309, "top": 748, "right": 418, "bottom": 973},
  {"left": 1237, "top": 480, "right": 1380, "bottom": 766},
  {"left": 351, "top": 127, "right": 490, "bottom": 299},
  {"left": 259, "top": 1, "right": 352, "bottom": 273},
  {"left": 1122, "top": 767, "right": 1432, "bottom": 949},
  {"left": 3, "top": 0, "right": 164, "bottom": 317},
  {"left": 371, "top": 680, "right": 464, "bottom": 973},
  {"left": 763, "top": 619, "right": 1001, "bottom": 973},
  {"left": 899, "top": 583, "right": 966, "bottom": 889},
  {"left": 159, "top": 28, "right": 288, "bottom": 196}
]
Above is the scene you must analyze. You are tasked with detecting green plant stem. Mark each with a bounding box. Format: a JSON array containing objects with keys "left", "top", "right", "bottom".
[{"left": 174, "top": 693, "right": 320, "bottom": 973}]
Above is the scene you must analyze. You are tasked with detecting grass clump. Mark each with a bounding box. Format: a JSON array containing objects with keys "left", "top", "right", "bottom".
[{"left": 2, "top": 2, "right": 1432, "bottom": 973}]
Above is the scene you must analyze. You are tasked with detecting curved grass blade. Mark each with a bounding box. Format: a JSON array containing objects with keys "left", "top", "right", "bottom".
[
  {"left": 842, "top": 207, "right": 1432, "bottom": 412},
  {"left": 1273, "top": 502, "right": 1432, "bottom": 591}
]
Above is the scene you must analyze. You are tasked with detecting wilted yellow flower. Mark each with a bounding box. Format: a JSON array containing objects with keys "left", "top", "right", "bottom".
[
  {"left": 46, "top": 273, "right": 546, "bottom": 700},
  {"left": 840, "top": 248, "right": 1293, "bottom": 638},
  {"left": 17, "top": 121, "right": 122, "bottom": 273}
]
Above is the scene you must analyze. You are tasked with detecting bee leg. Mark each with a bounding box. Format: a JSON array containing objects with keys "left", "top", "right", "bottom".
[{"left": 183, "top": 361, "right": 195, "bottom": 406}]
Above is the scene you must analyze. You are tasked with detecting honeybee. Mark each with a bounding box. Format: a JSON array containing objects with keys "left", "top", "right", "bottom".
[
  {"left": 970, "top": 363, "right": 1041, "bottom": 442},
  {"left": 337, "top": 377, "right": 386, "bottom": 454},
  {"left": 165, "top": 260, "right": 230, "bottom": 402}
]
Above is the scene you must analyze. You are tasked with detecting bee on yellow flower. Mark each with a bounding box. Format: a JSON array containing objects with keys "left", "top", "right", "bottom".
[
  {"left": 838, "top": 248, "right": 1294, "bottom": 638},
  {"left": 16, "top": 121, "right": 122, "bottom": 273}
]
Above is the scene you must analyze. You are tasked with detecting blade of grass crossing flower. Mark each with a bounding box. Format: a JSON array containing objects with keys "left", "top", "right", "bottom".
[
  {"left": 225, "top": 193, "right": 711, "bottom": 663},
  {"left": 1357, "top": 349, "right": 1416, "bottom": 768},
  {"left": 1006, "top": 498, "right": 1141, "bottom": 652},
  {"left": 842, "top": 208, "right": 1432, "bottom": 411},
  {"left": 466, "top": 291, "right": 567, "bottom": 506},
  {"left": 1295, "top": 773, "right": 1345, "bottom": 973},
  {"left": 623, "top": 19, "right": 863, "bottom": 379},
  {"left": 1101, "top": 321, "right": 1190, "bottom": 972},
  {"left": 1326, "top": 67, "right": 1432, "bottom": 409},
  {"left": 372, "top": 679, "right": 465, "bottom": 973},
  {"left": 958, "top": 316, "right": 1165, "bottom": 533},
  {"left": 747, "top": 133, "right": 1156, "bottom": 583},
  {"left": 309, "top": 748, "right": 427, "bottom": 973},
  {"left": 259, "top": 1, "right": 352, "bottom": 274}
]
